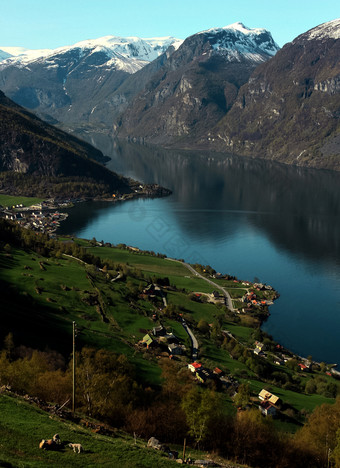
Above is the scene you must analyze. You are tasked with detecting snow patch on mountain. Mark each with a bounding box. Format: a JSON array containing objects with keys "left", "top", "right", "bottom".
[
  {"left": 304, "top": 18, "right": 340, "bottom": 41},
  {"left": 0, "top": 36, "right": 182, "bottom": 72},
  {"left": 0, "top": 46, "right": 53, "bottom": 62},
  {"left": 198, "top": 22, "right": 280, "bottom": 60}
]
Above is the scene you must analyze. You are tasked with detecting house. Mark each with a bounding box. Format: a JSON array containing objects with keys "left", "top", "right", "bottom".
[
  {"left": 274, "top": 357, "right": 284, "bottom": 366},
  {"left": 253, "top": 348, "right": 265, "bottom": 357},
  {"left": 219, "top": 376, "right": 232, "bottom": 388},
  {"left": 143, "top": 334, "right": 155, "bottom": 348},
  {"left": 166, "top": 333, "right": 180, "bottom": 344},
  {"left": 153, "top": 325, "right": 165, "bottom": 337},
  {"left": 298, "top": 363, "right": 309, "bottom": 372},
  {"left": 195, "top": 368, "right": 214, "bottom": 383},
  {"left": 168, "top": 343, "right": 182, "bottom": 355},
  {"left": 254, "top": 283, "right": 265, "bottom": 290},
  {"left": 195, "top": 370, "right": 206, "bottom": 383},
  {"left": 201, "top": 369, "right": 213, "bottom": 380},
  {"left": 259, "top": 400, "right": 277, "bottom": 417},
  {"left": 255, "top": 341, "right": 265, "bottom": 352},
  {"left": 213, "top": 367, "right": 224, "bottom": 377},
  {"left": 188, "top": 362, "right": 202, "bottom": 373},
  {"left": 258, "top": 389, "right": 280, "bottom": 406},
  {"left": 331, "top": 369, "right": 340, "bottom": 379}
]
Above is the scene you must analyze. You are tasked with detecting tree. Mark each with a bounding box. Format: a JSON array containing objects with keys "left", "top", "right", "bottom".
[
  {"left": 305, "top": 379, "right": 317, "bottom": 394},
  {"left": 76, "top": 348, "right": 140, "bottom": 426},
  {"left": 197, "top": 319, "right": 210, "bottom": 334},
  {"left": 4, "top": 243, "right": 11, "bottom": 253},
  {"left": 3, "top": 332, "right": 14, "bottom": 359},
  {"left": 181, "top": 388, "right": 221, "bottom": 447},
  {"left": 233, "top": 383, "right": 250, "bottom": 409},
  {"left": 295, "top": 397, "right": 340, "bottom": 466},
  {"left": 333, "top": 427, "right": 340, "bottom": 467}
]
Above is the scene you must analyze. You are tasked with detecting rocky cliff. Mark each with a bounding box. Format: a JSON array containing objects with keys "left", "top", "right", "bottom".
[{"left": 211, "top": 19, "right": 340, "bottom": 170}]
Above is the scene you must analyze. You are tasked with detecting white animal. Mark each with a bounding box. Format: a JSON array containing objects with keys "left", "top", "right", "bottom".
[{"left": 69, "top": 443, "right": 84, "bottom": 453}]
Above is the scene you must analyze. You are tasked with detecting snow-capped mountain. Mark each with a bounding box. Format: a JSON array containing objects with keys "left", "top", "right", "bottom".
[
  {"left": 117, "top": 23, "right": 279, "bottom": 145},
  {"left": 197, "top": 22, "right": 279, "bottom": 61},
  {"left": 209, "top": 18, "right": 340, "bottom": 170},
  {"left": 0, "top": 36, "right": 182, "bottom": 72},
  {"left": 0, "top": 24, "right": 278, "bottom": 141},
  {"left": 0, "top": 35, "right": 182, "bottom": 133}
]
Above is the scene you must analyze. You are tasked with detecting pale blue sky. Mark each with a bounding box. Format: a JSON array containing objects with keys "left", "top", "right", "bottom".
[{"left": 0, "top": 0, "right": 339, "bottom": 49}]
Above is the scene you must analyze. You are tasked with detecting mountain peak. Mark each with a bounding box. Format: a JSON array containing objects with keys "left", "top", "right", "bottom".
[
  {"left": 200, "top": 22, "right": 271, "bottom": 37},
  {"left": 304, "top": 18, "right": 340, "bottom": 41},
  {"left": 194, "top": 21, "right": 280, "bottom": 60}
]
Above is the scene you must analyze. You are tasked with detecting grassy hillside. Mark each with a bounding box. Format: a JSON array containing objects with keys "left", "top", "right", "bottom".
[
  {"left": 0, "top": 394, "right": 180, "bottom": 467},
  {"left": 0, "top": 232, "right": 337, "bottom": 416},
  {"left": 1, "top": 225, "right": 339, "bottom": 466}
]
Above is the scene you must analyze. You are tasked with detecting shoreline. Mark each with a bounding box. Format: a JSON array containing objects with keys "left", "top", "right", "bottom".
[{"left": 1, "top": 194, "right": 338, "bottom": 370}]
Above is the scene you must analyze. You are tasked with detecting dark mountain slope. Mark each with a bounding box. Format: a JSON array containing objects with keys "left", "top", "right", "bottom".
[
  {"left": 0, "top": 90, "right": 132, "bottom": 195},
  {"left": 212, "top": 19, "right": 340, "bottom": 170}
]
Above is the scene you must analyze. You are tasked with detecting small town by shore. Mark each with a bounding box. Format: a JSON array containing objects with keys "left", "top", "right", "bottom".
[{"left": 0, "top": 182, "right": 172, "bottom": 236}]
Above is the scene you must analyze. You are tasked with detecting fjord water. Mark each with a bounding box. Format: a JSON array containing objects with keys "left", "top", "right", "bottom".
[{"left": 58, "top": 138, "right": 340, "bottom": 365}]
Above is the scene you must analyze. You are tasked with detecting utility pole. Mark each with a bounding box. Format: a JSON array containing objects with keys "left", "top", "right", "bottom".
[{"left": 72, "top": 321, "right": 76, "bottom": 416}]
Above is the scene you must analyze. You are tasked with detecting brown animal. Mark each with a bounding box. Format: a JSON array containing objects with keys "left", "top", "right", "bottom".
[{"left": 39, "top": 439, "right": 57, "bottom": 450}]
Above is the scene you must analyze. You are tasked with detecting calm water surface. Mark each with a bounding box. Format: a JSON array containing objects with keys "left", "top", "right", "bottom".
[{"left": 58, "top": 137, "right": 340, "bottom": 364}]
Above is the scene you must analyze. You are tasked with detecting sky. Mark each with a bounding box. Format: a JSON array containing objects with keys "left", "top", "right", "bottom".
[{"left": 0, "top": 0, "right": 339, "bottom": 50}]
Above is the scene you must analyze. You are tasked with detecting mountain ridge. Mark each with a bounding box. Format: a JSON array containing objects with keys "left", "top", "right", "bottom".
[
  {"left": 1, "top": 19, "right": 340, "bottom": 170},
  {"left": 208, "top": 18, "right": 340, "bottom": 170},
  {"left": 116, "top": 23, "right": 279, "bottom": 145}
]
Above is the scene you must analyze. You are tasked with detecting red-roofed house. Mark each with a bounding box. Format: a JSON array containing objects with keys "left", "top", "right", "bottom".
[
  {"left": 298, "top": 363, "right": 309, "bottom": 372},
  {"left": 188, "top": 362, "right": 202, "bottom": 373},
  {"left": 213, "top": 367, "right": 224, "bottom": 376}
]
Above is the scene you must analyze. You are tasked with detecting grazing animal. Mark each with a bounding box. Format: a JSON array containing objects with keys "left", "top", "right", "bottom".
[
  {"left": 52, "top": 433, "right": 61, "bottom": 445},
  {"left": 69, "top": 443, "right": 84, "bottom": 453},
  {"left": 39, "top": 439, "right": 56, "bottom": 450}
]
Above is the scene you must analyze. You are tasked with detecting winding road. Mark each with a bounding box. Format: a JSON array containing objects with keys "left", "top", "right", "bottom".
[
  {"left": 165, "top": 258, "right": 237, "bottom": 360},
  {"left": 166, "top": 258, "right": 235, "bottom": 311}
]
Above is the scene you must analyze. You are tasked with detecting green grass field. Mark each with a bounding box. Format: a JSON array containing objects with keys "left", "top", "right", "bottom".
[
  {"left": 0, "top": 194, "right": 44, "bottom": 207},
  {"left": 0, "top": 394, "right": 179, "bottom": 467}
]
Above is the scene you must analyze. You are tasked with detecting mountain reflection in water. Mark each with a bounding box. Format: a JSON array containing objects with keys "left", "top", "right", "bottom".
[{"left": 58, "top": 137, "right": 340, "bottom": 364}]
